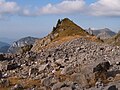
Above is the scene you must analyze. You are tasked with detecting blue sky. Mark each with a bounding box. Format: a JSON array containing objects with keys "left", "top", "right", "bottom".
[{"left": 0, "top": 0, "right": 120, "bottom": 40}]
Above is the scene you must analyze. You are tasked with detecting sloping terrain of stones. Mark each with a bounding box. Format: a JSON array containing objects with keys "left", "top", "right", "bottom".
[{"left": 0, "top": 38, "right": 120, "bottom": 90}]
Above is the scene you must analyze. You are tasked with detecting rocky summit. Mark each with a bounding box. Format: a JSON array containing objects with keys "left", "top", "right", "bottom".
[
  {"left": 0, "top": 18, "right": 120, "bottom": 90},
  {"left": 31, "top": 18, "right": 101, "bottom": 53}
]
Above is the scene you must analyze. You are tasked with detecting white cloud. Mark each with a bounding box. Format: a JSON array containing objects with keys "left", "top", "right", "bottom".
[
  {"left": 22, "top": 9, "right": 31, "bottom": 16},
  {"left": 0, "top": 0, "right": 120, "bottom": 18},
  {"left": 39, "top": 0, "right": 85, "bottom": 15},
  {"left": 90, "top": 0, "right": 120, "bottom": 16},
  {"left": 0, "top": 0, "right": 20, "bottom": 17}
]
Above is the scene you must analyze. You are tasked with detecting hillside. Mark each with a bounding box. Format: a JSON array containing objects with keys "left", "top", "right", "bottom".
[
  {"left": 31, "top": 18, "right": 101, "bottom": 53},
  {"left": 106, "top": 32, "right": 120, "bottom": 46},
  {"left": 0, "top": 37, "right": 120, "bottom": 89},
  {"left": 87, "top": 28, "right": 116, "bottom": 39},
  {"left": 8, "top": 36, "right": 38, "bottom": 53}
]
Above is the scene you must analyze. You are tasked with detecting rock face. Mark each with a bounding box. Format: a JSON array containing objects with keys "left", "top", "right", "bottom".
[
  {"left": 8, "top": 36, "right": 38, "bottom": 53},
  {"left": 87, "top": 28, "right": 116, "bottom": 39},
  {"left": 0, "top": 41, "right": 10, "bottom": 53}
]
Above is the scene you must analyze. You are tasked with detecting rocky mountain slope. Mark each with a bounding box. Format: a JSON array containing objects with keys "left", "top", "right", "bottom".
[
  {"left": 0, "top": 38, "right": 120, "bottom": 90},
  {"left": 87, "top": 28, "right": 116, "bottom": 40},
  {"left": 31, "top": 18, "right": 101, "bottom": 53},
  {"left": 0, "top": 41, "right": 10, "bottom": 53},
  {"left": 8, "top": 36, "right": 38, "bottom": 53},
  {"left": 0, "top": 18, "right": 120, "bottom": 90},
  {"left": 106, "top": 32, "right": 120, "bottom": 46}
]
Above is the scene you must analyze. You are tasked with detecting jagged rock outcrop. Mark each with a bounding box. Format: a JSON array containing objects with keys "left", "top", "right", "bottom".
[
  {"left": 87, "top": 28, "right": 116, "bottom": 40},
  {"left": 8, "top": 36, "right": 38, "bottom": 53}
]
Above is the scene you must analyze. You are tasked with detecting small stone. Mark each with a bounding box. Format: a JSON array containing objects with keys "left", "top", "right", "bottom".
[
  {"left": 39, "top": 64, "right": 48, "bottom": 73},
  {"left": 61, "top": 65, "right": 74, "bottom": 75},
  {"left": 61, "top": 87, "right": 72, "bottom": 90},
  {"left": 0, "top": 79, "right": 10, "bottom": 87},
  {"left": 41, "top": 76, "right": 53, "bottom": 87},
  {"left": 29, "top": 67, "right": 39, "bottom": 76},
  {"left": 95, "top": 79, "right": 103, "bottom": 89},
  {"left": 52, "top": 82, "right": 64, "bottom": 90}
]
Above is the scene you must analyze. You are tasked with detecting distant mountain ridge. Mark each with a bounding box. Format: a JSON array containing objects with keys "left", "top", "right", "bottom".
[
  {"left": 0, "top": 41, "right": 10, "bottom": 53},
  {"left": 87, "top": 28, "right": 116, "bottom": 39},
  {"left": 8, "top": 36, "right": 38, "bottom": 53}
]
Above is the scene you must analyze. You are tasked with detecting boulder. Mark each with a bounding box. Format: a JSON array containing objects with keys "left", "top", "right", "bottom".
[
  {"left": 39, "top": 64, "right": 48, "bottom": 73},
  {"left": 52, "top": 82, "right": 64, "bottom": 90},
  {"left": 93, "top": 61, "right": 110, "bottom": 73},
  {"left": 0, "top": 62, "right": 8, "bottom": 71},
  {"left": 11, "top": 84, "right": 24, "bottom": 90},
  {"left": 41, "top": 76, "right": 53, "bottom": 87},
  {"left": 7, "top": 63, "right": 20, "bottom": 70},
  {"left": 95, "top": 79, "right": 104, "bottom": 89},
  {"left": 71, "top": 83, "right": 81, "bottom": 90},
  {"left": 29, "top": 67, "right": 39, "bottom": 76},
  {"left": 0, "top": 70, "right": 2, "bottom": 78},
  {"left": 0, "top": 79, "right": 10, "bottom": 87},
  {"left": 61, "top": 64, "right": 74, "bottom": 75},
  {"left": 0, "top": 54, "right": 5, "bottom": 61},
  {"left": 108, "top": 85, "right": 118, "bottom": 90},
  {"left": 52, "top": 82, "right": 70, "bottom": 90}
]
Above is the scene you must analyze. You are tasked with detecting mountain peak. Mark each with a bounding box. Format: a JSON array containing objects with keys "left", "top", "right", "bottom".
[
  {"left": 61, "top": 18, "right": 73, "bottom": 23},
  {"left": 51, "top": 18, "right": 88, "bottom": 38},
  {"left": 31, "top": 18, "right": 102, "bottom": 53}
]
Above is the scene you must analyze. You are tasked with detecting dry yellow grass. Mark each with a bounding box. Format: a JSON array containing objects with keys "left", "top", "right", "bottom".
[{"left": 0, "top": 77, "right": 41, "bottom": 90}]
